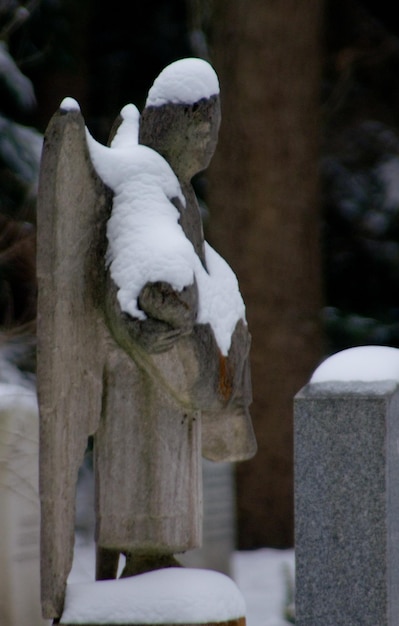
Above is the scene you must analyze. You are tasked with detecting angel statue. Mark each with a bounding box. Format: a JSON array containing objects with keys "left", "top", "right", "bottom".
[{"left": 37, "top": 57, "right": 256, "bottom": 621}]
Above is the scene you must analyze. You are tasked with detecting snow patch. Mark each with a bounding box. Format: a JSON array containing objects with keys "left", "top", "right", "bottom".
[
  {"left": 311, "top": 345, "right": 399, "bottom": 383},
  {"left": 233, "top": 549, "right": 295, "bottom": 626},
  {"left": 146, "top": 57, "right": 219, "bottom": 107},
  {"left": 61, "top": 568, "right": 245, "bottom": 624},
  {"left": 196, "top": 243, "right": 246, "bottom": 354},
  {"left": 110, "top": 104, "right": 140, "bottom": 150},
  {"left": 86, "top": 124, "right": 193, "bottom": 317},
  {"left": 60, "top": 97, "right": 80, "bottom": 112},
  {"left": 69, "top": 539, "right": 295, "bottom": 626}
]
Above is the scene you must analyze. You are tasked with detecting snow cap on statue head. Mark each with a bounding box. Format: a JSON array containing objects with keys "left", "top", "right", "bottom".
[{"left": 146, "top": 57, "right": 220, "bottom": 108}]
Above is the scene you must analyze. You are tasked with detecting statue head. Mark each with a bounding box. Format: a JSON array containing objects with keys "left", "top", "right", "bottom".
[{"left": 139, "top": 58, "right": 221, "bottom": 180}]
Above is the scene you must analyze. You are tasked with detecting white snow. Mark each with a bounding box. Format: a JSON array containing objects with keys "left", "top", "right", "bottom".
[
  {"left": 110, "top": 104, "right": 140, "bottom": 150},
  {"left": 196, "top": 243, "right": 246, "bottom": 353},
  {"left": 86, "top": 114, "right": 194, "bottom": 316},
  {"left": 60, "top": 96, "right": 80, "bottom": 112},
  {"left": 68, "top": 540, "right": 295, "bottom": 626},
  {"left": 82, "top": 100, "right": 245, "bottom": 355},
  {"left": 61, "top": 568, "right": 245, "bottom": 624},
  {"left": 311, "top": 345, "right": 399, "bottom": 383},
  {"left": 146, "top": 57, "right": 219, "bottom": 107}
]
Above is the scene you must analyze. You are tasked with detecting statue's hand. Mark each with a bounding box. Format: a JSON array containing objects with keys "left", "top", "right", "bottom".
[
  {"left": 138, "top": 280, "right": 197, "bottom": 331},
  {"left": 121, "top": 316, "right": 189, "bottom": 353},
  {"left": 130, "top": 280, "right": 197, "bottom": 353},
  {"left": 105, "top": 275, "right": 198, "bottom": 354}
]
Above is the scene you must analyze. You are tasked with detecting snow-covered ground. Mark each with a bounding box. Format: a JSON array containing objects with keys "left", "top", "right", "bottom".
[
  {"left": 233, "top": 549, "right": 295, "bottom": 626},
  {"left": 69, "top": 538, "right": 295, "bottom": 626}
]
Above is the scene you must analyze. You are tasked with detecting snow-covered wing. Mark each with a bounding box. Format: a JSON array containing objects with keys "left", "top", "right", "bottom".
[{"left": 37, "top": 103, "right": 108, "bottom": 618}]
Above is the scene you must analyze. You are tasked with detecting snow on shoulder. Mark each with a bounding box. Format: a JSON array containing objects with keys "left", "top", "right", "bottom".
[
  {"left": 146, "top": 57, "right": 219, "bottom": 107},
  {"left": 311, "top": 345, "right": 399, "bottom": 384},
  {"left": 85, "top": 104, "right": 194, "bottom": 321},
  {"left": 83, "top": 100, "right": 245, "bottom": 355},
  {"left": 61, "top": 567, "right": 246, "bottom": 624}
]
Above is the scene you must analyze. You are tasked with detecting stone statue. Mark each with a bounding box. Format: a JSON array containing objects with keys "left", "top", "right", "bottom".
[{"left": 37, "top": 58, "right": 256, "bottom": 621}]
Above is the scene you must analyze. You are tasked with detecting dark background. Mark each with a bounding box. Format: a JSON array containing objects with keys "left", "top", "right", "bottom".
[{"left": 2, "top": 0, "right": 399, "bottom": 548}]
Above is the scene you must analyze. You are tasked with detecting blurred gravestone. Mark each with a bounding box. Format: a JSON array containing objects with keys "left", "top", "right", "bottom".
[
  {"left": 295, "top": 345, "right": 399, "bottom": 626},
  {"left": 37, "top": 58, "right": 256, "bottom": 625},
  {"left": 0, "top": 382, "right": 48, "bottom": 625},
  {"left": 180, "top": 460, "right": 236, "bottom": 575}
]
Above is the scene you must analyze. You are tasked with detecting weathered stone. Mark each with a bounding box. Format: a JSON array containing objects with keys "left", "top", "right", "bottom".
[{"left": 37, "top": 108, "right": 108, "bottom": 618}]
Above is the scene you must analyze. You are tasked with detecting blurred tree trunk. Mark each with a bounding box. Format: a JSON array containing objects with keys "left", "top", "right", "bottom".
[{"left": 206, "top": 0, "right": 324, "bottom": 547}]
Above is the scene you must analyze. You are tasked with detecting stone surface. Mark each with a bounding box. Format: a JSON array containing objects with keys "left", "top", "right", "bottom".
[
  {"left": 37, "top": 108, "right": 107, "bottom": 618},
  {"left": 58, "top": 567, "right": 246, "bottom": 626},
  {"left": 294, "top": 380, "right": 399, "bottom": 625}
]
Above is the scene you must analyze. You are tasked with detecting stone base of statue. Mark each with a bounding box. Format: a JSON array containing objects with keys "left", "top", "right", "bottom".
[{"left": 56, "top": 567, "right": 246, "bottom": 626}]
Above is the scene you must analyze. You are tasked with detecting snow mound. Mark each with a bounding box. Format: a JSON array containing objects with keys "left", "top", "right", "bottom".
[
  {"left": 61, "top": 567, "right": 246, "bottom": 624},
  {"left": 85, "top": 112, "right": 193, "bottom": 321},
  {"left": 311, "top": 345, "right": 399, "bottom": 383},
  {"left": 146, "top": 58, "right": 219, "bottom": 107},
  {"left": 60, "top": 97, "right": 80, "bottom": 111},
  {"left": 82, "top": 100, "right": 245, "bottom": 355}
]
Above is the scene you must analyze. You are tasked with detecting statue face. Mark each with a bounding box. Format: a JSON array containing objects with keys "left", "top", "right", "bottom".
[
  {"left": 186, "top": 102, "right": 221, "bottom": 174},
  {"left": 139, "top": 96, "right": 221, "bottom": 180}
]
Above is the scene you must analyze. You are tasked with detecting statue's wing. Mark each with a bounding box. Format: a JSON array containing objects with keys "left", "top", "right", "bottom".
[{"left": 37, "top": 104, "right": 109, "bottom": 619}]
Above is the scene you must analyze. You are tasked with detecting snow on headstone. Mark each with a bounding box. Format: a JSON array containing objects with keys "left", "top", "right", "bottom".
[
  {"left": 311, "top": 345, "right": 399, "bottom": 383},
  {"left": 0, "top": 383, "right": 48, "bottom": 625},
  {"left": 295, "top": 345, "right": 399, "bottom": 625}
]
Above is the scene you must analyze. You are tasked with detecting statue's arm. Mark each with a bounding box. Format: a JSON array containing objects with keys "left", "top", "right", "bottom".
[
  {"left": 105, "top": 270, "right": 199, "bottom": 355},
  {"left": 137, "top": 277, "right": 198, "bottom": 350}
]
